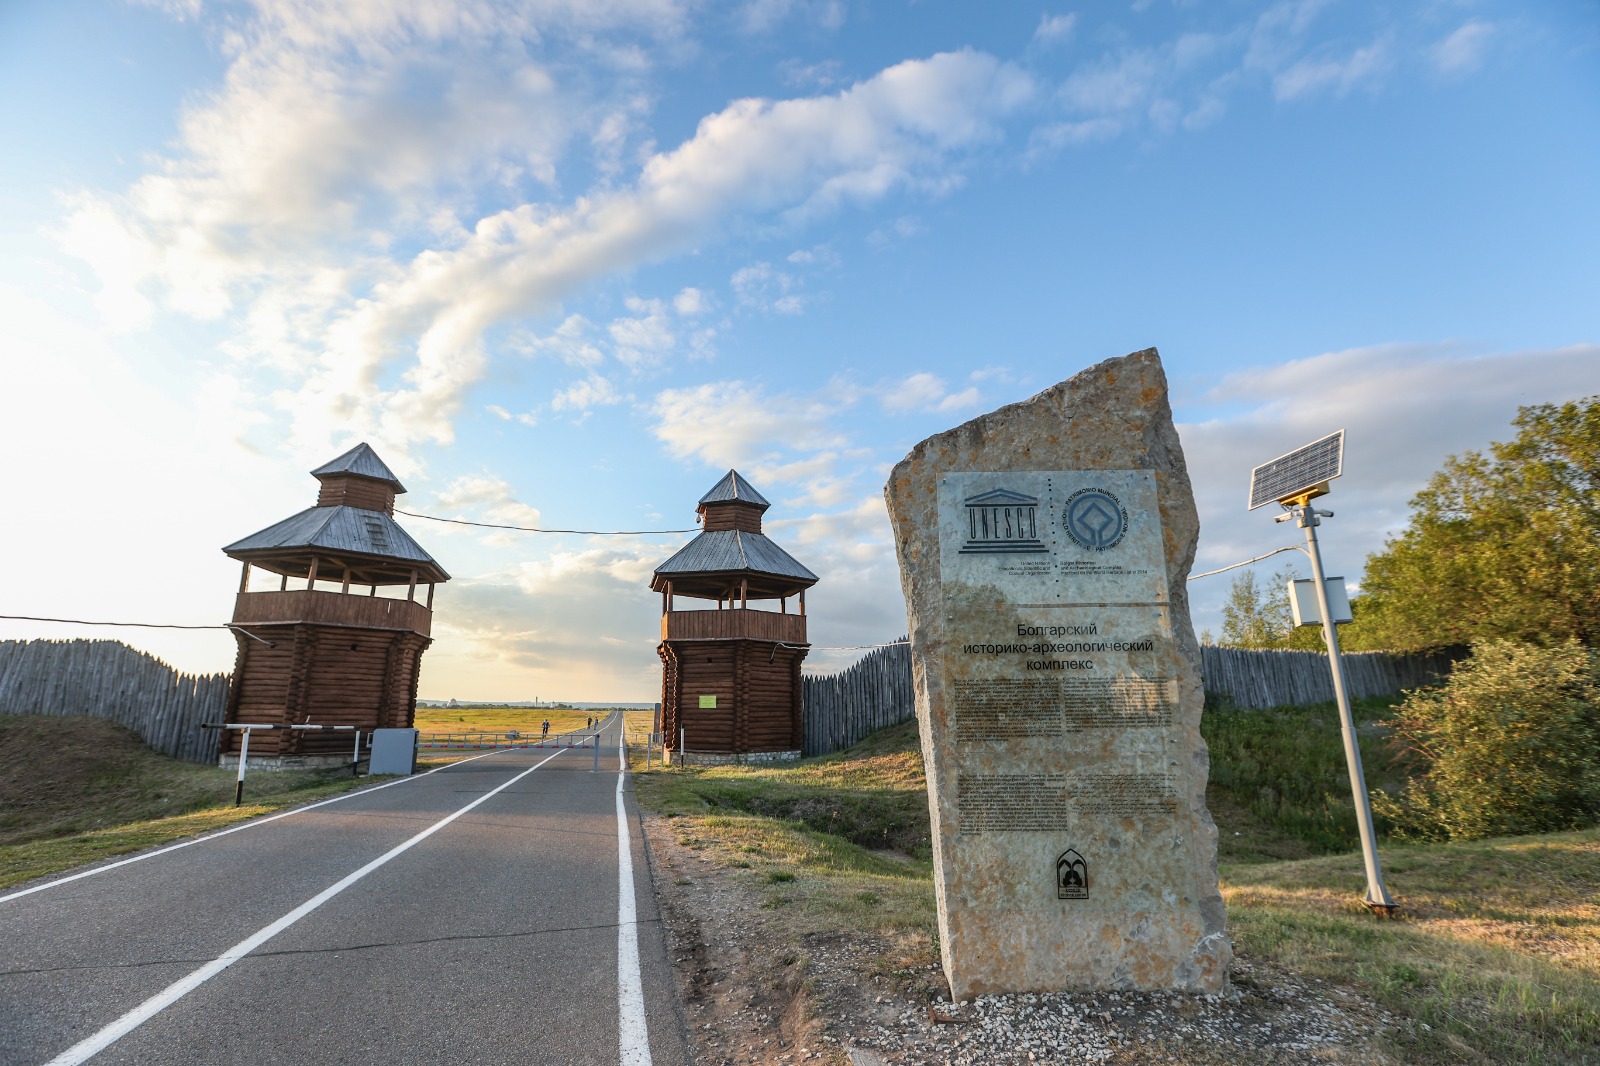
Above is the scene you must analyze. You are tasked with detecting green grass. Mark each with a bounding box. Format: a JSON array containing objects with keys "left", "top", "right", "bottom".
[
  {"left": 1202, "top": 695, "right": 1406, "bottom": 859},
  {"left": 0, "top": 715, "right": 375, "bottom": 890},
  {"left": 632, "top": 711, "right": 1600, "bottom": 1063},
  {"left": 1223, "top": 830, "right": 1600, "bottom": 1064}
]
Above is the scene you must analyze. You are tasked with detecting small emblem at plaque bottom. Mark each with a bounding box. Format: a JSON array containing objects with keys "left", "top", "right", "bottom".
[{"left": 1057, "top": 849, "right": 1088, "bottom": 899}]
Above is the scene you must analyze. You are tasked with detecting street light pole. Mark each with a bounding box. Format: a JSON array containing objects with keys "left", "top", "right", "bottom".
[{"left": 1292, "top": 500, "right": 1396, "bottom": 914}]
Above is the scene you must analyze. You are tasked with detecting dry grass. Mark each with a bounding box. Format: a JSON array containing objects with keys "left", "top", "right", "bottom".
[
  {"left": 0, "top": 715, "right": 372, "bottom": 891},
  {"left": 635, "top": 720, "right": 1600, "bottom": 1064},
  {"left": 411, "top": 704, "right": 596, "bottom": 734}
]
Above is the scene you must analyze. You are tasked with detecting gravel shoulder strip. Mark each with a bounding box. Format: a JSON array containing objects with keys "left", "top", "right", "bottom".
[{"left": 644, "top": 813, "right": 1404, "bottom": 1066}]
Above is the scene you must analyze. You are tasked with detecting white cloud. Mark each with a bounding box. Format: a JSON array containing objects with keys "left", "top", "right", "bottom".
[
  {"left": 551, "top": 374, "right": 623, "bottom": 411},
  {"left": 426, "top": 541, "right": 674, "bottom": 699},
  {"left": 609, "top": 297, "right": 676, "bottom": 368},
  {"left": 880, "top": 371, "right": 981, "bottom": 414},
  {"left": 673, "top": 286, "right": 707, "bottom": 315},
  {"left": 434, "top": 473, "right": 544, "bottom": 530},
  {"left": 1034, "top": 13, "right": 1077, "bottom": 46},
  {"left": 732, "top": 261, "right": 807, "bottom": 314},
  {"left": 1432, "top": 21, "right": 1494, "bottom": 76},
  {"left": 1060, "top": 49, "right": 1164, "bottom": 114},
  {"left": 71, "top": 0, "right": 1029, "bottom": 462},
  {"left": 651, "top": 379, "right": 856, "bottom": 475},
  {"left": 1273, "top": 35, "right": 1392, "bottom": 100}
]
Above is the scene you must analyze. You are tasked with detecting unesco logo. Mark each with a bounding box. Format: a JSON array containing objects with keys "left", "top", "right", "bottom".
[{"left": 1062, "top": 488, "right": 1128, "bottom": 551}]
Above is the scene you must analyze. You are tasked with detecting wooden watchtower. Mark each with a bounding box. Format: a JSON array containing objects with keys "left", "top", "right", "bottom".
[
  {"left": 218, "top": 444, "right": 450, "bottom": 767},
  {"left": 652, "top": 470, "right": 817, "bottom": 763}
]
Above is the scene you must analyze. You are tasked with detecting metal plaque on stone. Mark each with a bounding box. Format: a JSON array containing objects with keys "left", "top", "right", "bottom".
[{"left": 886, "top": 348, "right": 1229, "bottom": 998}]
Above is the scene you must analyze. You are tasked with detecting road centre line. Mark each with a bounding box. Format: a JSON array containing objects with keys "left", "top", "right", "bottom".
[
  {"left": 41, "top": 745, "right": 571, "bottom": 1066},
  {"left": 0, "top": 746, "right": 518, "bottom": 906},
  {"left": 617, "top": 730, "right": 652, "bottom": 1066}
]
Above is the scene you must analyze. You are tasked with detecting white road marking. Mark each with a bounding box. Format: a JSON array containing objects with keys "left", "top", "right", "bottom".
[
  {"left": 0, "top": 746, "right": 516, "bottom": 905},
  {"left": 617, "top": 728, "right": 653, "bottom": 1065},
  {"left": 41, "top": 746, "right": 570, "bottom": 1066}
]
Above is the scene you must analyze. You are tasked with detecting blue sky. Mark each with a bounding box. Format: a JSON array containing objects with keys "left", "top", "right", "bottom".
[{"left": 2, "top": 0, "right": 1597, "bottom": 700}]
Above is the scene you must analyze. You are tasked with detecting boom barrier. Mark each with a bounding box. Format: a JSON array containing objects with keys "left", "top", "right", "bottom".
[{"left": 418, "top": 730, "right": 604, "bottom": 771}]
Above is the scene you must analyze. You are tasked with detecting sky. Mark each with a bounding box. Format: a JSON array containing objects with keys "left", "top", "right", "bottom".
[{"left": 1, "top": 0, "right": 1597, "bottom": 702}]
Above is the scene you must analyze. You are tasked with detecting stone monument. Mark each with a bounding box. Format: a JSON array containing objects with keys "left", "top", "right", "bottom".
[{"left": 885, "top": 348, "right": 1229, "bottom": 998}]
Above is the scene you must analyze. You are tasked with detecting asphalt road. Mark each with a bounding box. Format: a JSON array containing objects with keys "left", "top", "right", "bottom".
[{"left": 0, "top": 715, "right": 691, "bottom": 1066}]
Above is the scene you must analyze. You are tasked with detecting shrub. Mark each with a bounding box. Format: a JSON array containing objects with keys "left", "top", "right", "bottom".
[{"left": 1374, "top": 639, "right": 1600, "bottom": 840}]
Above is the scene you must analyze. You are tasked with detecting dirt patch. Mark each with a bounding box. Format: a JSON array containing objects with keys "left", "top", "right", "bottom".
[{"left": 645, "top": 812, "right": 1408, "bottom": 1065}]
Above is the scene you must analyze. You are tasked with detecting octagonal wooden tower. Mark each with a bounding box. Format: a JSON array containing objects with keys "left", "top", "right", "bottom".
[
  {"left": 652, "top": 470, "right": 817, "bottom": 763},
  {"left": 218, "top": 444, "right": 449, "bottom": 767}
]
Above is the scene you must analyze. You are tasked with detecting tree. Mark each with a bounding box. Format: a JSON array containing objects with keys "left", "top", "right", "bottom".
[
  {"left": 1374, "top": 639, "right": 1600, "bottom": 840},
  {"left": 1357, "top": 396, "right": 1600, "bottom": 652},
  {"left": 1217, "top": 565, "right": 1325, "bottom": 650}
]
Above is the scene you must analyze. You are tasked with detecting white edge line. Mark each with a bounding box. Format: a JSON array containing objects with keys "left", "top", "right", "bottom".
[
  {"left": 43, "top": 745, "right": 569, "bottom": 1066},
  {"left": 617, "top": 724, "right": 652, "bottom": 1066},
  {"left": 0, "top": 746, "right": 518, "bottom": 906}
]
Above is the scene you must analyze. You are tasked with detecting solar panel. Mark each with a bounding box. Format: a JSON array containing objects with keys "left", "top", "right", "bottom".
[{"left": 1248, "top": 429, "right": 1344, "bottom": 510}]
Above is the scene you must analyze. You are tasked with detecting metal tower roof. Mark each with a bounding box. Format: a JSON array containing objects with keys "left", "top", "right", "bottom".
[
  {"left": 310, "top": 443, "right": 405, "bottom": 491},
  {"left": 698, "top": 469, "right": 770, "bottom": 509}
]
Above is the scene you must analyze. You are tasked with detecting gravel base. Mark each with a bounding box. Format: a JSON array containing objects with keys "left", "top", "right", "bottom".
[{"left": 646, "top": 814, "right": 1401, "bottom": 1066}]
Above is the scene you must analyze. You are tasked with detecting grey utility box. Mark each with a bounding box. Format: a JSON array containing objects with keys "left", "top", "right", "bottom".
[{"left": 369, "top": 728, "right": 419, "bottom": 776}]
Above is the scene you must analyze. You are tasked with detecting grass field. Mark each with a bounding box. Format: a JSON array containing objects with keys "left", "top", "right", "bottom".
[
  {"left": 631, "top": 712, "right": 1600, "bottom": 1065},
  {"left": 411, "top": 704, "right": 596, "bottom": 734},
  {"left": 0, "top": 715, "right": 373, "bottom": 891}
]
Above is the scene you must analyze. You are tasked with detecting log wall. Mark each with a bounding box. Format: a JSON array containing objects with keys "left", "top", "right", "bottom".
[
  {"left": 220, "top": 625, "right": 430, "bottom": 756},
  {"left": 0, "top": 640, "right": 227, "bottom": 763},
  {"left": 699, "top": 504, "right": 764, "bottom": 533},
  {"left": 659, "top": 638, "right": 807, "bottom": 754},
  {"left": 315, "top": 475, "right": 395, "bottom": 513}
]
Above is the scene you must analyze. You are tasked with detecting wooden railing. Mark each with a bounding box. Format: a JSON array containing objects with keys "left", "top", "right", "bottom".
[
  {"left": 232, "top": 589, "right": 431, "bottom": 635},
  {"left": 661, "top": 608, "right": 807, "bottom": 644}
]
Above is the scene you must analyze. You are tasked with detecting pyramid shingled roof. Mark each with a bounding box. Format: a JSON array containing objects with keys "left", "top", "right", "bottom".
[
  {"left": 653, "top": 530, "right": 817, "bottom": 585},
  {"left": 311, "top": 443, "right": 405, "bottom": 491},
  {"left": 698, "top": 469, "right": 769, "bottom": 510},
  {"left": 223, "top": 506, "right": 449, "bottom": 582}
]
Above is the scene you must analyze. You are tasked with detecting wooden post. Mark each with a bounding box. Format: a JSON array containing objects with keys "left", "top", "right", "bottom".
[
  {"left": 341, "top": 567, "right": 351, "bottom": 594},
  {"left": 799, "top": 588, "right": 806, "bottom": 615},
  {"left": 306, "top": 556, "right": 319, "bottom": 590},
  {"left": 426, "top": 583, "right": 435, "bottom": 609},
  {"left": 280, "top": 573, "right": 289, "bottom": 591},
  {"left": 667, "top": 582, "right": 674, "bottom": 613},
  {"left": 741, "top": 579, "right": 748, "bottom": 609},
  {"left": 238, "top": 561, "right": 251, "bottom": 594},
  {"left": 370, "top": 583, "right": 378, "bottom": 597},
  {"left": 781, "top": 596, "right": 787, "bottom": 614},
  {"left": 407, "top": 569, "right": 418, "bottom": 602}
]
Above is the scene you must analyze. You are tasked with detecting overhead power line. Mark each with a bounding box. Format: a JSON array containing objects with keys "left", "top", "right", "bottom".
[
  {"left": 1187, "top": 545, "right": 1306, "bottom": 581},
  {"left": 0, "top": 614, "right": 229, "bottom": 631},
  {"left": 396, "top": 509, "right": 694, "bottom": 535}
]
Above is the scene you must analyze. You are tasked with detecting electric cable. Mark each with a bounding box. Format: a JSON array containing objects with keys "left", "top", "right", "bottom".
[{"left": 396, "top": 509, "right": 693, "bottom": 535}]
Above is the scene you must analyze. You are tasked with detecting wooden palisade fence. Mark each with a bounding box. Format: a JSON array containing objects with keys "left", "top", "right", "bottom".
[
  {"left": 0, "top": 640, "right": 228, "bottom": 764},
  {"left": 801, "top": 640, "right": 1462, "bottom": 757},
  {"left": 1199, "top": 645, "right": 1460, "bottom": 710},
  {"left": 801, "top": 639, "right": 914, "bottom": 757}
]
